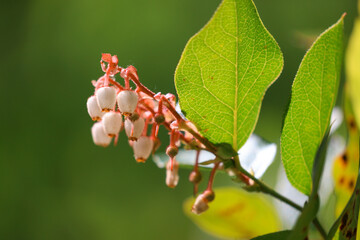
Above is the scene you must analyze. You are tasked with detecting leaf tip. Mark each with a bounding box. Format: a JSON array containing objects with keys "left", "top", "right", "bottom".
[{"left": 341, "top": 12, "right": 347, "bottom": 20}]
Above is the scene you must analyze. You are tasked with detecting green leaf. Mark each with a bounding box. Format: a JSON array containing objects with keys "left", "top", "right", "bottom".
[
  {"left": 327, "top": 168, "right": 360, "bottom": 240},
  {"left": 175, "top": 0, "right": 283, "bottom": 150},
  {"left": 347, "top": 18, "right": 360, "bottom": 130},
  {"left": 333, "top": 90, "right": 359, "bottom": 217},
  {"left": 280, "top": 15, "right": 345, "bottom": 195},
  {"left": 251, "top": 231, "right": 291, "bottom": 240},
  {"left": 183, "top": 187, "right": 280, "bottom": 239},
  {"left": 287, "top": 130, "right": 330, "bottom": 240},
  {"left": 330, "top": 88, "right": 360, "bottom": 239}
]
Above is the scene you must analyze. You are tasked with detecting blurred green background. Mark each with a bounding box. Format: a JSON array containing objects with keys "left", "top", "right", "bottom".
[{"left": 0, "top": 0, "right": 357, "bottom": 239}]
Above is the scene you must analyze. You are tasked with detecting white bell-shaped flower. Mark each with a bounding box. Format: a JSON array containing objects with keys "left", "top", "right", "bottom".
[
  {"left": 124, "top": 118, "right": 145, "bottom": 141},
  {"left": 117, "top": 90, "right": 138, "bottom": 115},
  {"left": 91, "top": 122, "right": 112, "bottom": 147},
  {"left": 87, "top": 96, "right": 104, "bottom": 121},
  {"left": 102, "top": 112, "right": 123, "bottom": 137},
  {"left": 166, "top": 159, "right": 179, "bottom": 188},
  {"left": 192, "top": 193, "right": 209, "bottom": 214},
  {"left": 132, "top": 136, "right": 153, "bottom": 163},
  {"left": 96, "top": 87, "right": 117, "bottom": 112}
]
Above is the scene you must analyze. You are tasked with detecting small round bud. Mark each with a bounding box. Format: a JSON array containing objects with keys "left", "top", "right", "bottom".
[
  {"left": 202, "top": 190, "right": 215, "bottom": 202},
  {"left": 124, "top": 118, "right": 145, "bottom": 141},
  {"left": 87, "top": 96, "right": 104, "bottom": 121},
  {"left": 189, "top": 170, "right": 202, "bottom": 184},
  {"left": 192, "top": 194, "right": 209, "bottom": 215},
  {"left": 128, "top": 112, "right": 140, "bottom": 122},
  {"left": 166, "top": 145, "right": 178, "bottom": 158},
  {"left": 102, "top": 112, "right": 123, "bottom": 137},
  {"left": 133, "top": 136, "right": 154, "bottom": 163},
  {"left": 96, "top": 87, "right": 117, "bottom": 112},
  {"left": 116, "top": 90, "right": 138, "bottom": 116},
  {"left": 91, "top": 122, "right": 112, "bottom": 147},
  {"left": 154, "top": 114, "right": 165, "bottom": 124},
  {"left": 166, "top": 159, "right": 179, "bottom": 188}
]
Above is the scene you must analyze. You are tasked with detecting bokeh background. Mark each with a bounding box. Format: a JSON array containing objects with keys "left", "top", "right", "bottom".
[{"left": 0, "top": 0, "right": 358, "bottom": 239}]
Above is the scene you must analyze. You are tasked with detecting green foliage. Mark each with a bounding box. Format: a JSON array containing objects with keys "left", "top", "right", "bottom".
[
  {"left": 347, "top": 18, "right": 360, "bottom": 130},
  {"left": 183, "top": 187, "right": 280, "bottom": 239},
  {"left": 175, "top": 0, "right": 283, "bottom": 150},
  {"left": 251, "top": 231, "right": 291, "bottom": 240},
  {"left": 333, "top": 91, "right": 359, "bottom": 217},
  {"left": 327, "top": 168, "right": 360, "bottom": 240},
  {"left": 287, "top": 130, "right": 330, "bottom": 240},
  {"left": 280, "top": 15, "right": 345, "bottom": 195}
]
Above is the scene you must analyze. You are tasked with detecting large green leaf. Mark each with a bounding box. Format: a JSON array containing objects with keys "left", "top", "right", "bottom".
[
  {"left": 183, "top": 187, "right": 280, "bottom": 239},
  {"left": 281, "top": 15, "right": 345, "bottom": 195},
  {"left": 175, "top": 0, "right": 283, "bottom": 150},
  {"left": 347, "top": 18, "right": 360, "bottom": 129}
]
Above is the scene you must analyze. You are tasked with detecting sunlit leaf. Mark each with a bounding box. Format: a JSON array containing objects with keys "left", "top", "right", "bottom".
[
  {"left": 347, "top": 18, "right": 360, "bottom": 128},
  {"left": 327, "top": 168, "right": 360, "bottom": 240},
  {"left": 333, "top": 92, "right": 359, "bottom": 217},
  {"left": 183, "top": 187, "right": 280, "bottom": 239},
  {"left": 329, "top": 88, "right": 360, "bottom": 239},
  {"left": 175, "top": 0, "right": 283, "bottom": 151},
  {"left": 288, "top": 130, "right": 330, "bottom": 240},
  {"left": 153, "top": 134, "right": 276, "bottom": 178},
  {"left": 281, "top": 15, "right": 345, "bottom": 195}
]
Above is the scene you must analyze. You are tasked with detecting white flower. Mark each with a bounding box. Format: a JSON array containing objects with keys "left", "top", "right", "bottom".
[
  {"left": 124, "top": 118, "right": 145, "bottom": 141},
  {"left": 192, "top": 194, "right": 209, "bottom": 214},
  {"left": 102, "top": 112, "right": 123, "bottom": 137},
  {"left": 132, "top": 136, "right": 153, "bottom": 162},
  {"left": 91, "top": 122, "right": 112, "bottom": 147},
  {"left": 192, "top": 190, "right": 214, "bottom": 214},
  {"left": 96, "top": 87, "right": 117, "bottom": 112},
  {"left": 166, "top": 159, "right": 179, "bottom": 188},
  {"left": 117, "top": 90, "right": 138, "bottom": 115},
  {"left": 87, "top": 96, "right": 104, "bottom": 121}
]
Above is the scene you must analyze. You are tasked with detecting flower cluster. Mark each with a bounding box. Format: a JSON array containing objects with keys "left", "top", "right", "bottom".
[{"left": 86, "top": 53, "right": 226, "bottom": 214}]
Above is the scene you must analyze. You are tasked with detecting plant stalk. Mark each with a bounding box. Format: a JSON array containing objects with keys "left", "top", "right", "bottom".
[{"left": 234, "top": 156, "right": 327, "bottom": 239}]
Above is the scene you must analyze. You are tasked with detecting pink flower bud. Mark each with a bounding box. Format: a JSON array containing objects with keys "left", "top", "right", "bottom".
[
  {"left": 102, "top": 112, "right": 123, "bottom": 137},
  {"left": 124, "top": 118, "right": 145, "bottom": 141},
  {"left": 91, "top": 122, "right": 112, "bottom": 147},
  {"left": 96, "top": 87, "right": 117, "bottom": 112},
  {"left": 132, "top": 136, "right": 153, "bottom": 163},
  {"left": 116, "top": 90, "right": 138, "bottom": 115},
  {"left": 192, "top": 193, "right": 209, "bottom": 214},
  {"left": 87, "top": 96, "right": 104, "bottom": 121},
  {"left": 166, "top": 159, "right": 179, "bottom": 188}
]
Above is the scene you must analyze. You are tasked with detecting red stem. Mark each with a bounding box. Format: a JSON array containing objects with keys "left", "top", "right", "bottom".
[{"left": 207, "top": 162, "right": 220, "bottom": 191}]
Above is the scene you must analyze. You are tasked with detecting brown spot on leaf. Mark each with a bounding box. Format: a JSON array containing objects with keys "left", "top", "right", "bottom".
[
  {"left": 346, "top": 229, "right": 353, "bottom": 239},
  {"left": 339, "top": 176, "right": 345, "bottom": 185},
  {"left": 349, "top": 118, "right": 357, "bottom": 130},
  {"left": 218, "top": 203, "right": 245, "bottom": 217},
  {"left": 342, "top": 152, "right": 348, "bottom": 164},
  {"left": 340, "top": 213, "right": 348, "bottom": 230},
  {"left": 348, "top": 178, "right": 355, "bottom": 190}
]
